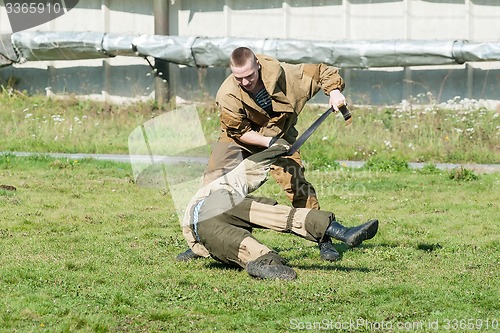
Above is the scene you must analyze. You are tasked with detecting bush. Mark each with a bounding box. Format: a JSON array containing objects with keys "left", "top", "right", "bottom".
[
  {"left": 362, "top": 156, "right": 410, "bottom": 172},
  {"left": 448, "top": 167, "right": 479, "bottom": 181},
  {"left": 418, "top": 163, "right": 442, "bottom": 174}
]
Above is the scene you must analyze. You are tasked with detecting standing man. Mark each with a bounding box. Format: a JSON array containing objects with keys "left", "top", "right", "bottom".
[{"left": 177, "top": 46, "right": 347, "bottom": 262}]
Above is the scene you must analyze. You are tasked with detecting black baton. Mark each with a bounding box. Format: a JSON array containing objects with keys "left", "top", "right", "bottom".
[{"left": 286, "top": 105, "right": 351, "bottom": 156}]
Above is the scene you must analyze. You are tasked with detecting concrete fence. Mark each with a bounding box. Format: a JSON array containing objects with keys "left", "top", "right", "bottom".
[{"left": 1, "top": 0, "right": 499, "bottom": 106}]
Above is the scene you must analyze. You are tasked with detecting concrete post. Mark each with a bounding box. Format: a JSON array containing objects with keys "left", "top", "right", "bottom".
[{"left": 154, "top": 0, "right": 170, "bottom": 104}]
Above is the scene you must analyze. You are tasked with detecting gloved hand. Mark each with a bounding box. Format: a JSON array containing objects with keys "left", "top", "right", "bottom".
[
  {"left": 246, "top": 137, "right": 289, "bottom": 164},
  {"left": 268, "top": 136, "right": 291, "bottom": 150}
]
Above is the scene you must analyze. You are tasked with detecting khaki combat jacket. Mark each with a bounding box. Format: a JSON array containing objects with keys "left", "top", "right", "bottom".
[{"left": 216, "top": 54, "right": 345, "bottom": 149}]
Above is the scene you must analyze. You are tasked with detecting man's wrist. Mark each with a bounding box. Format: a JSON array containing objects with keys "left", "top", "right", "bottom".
[{"left": 268, "top": 136, "right": 279, "bottom": 147}]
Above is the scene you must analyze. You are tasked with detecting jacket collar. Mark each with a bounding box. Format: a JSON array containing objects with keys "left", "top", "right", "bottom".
[
  {"left": 257, "top": 54, "right": 281, "bottom": 95},
  {"left": 256, "top": 54, "right": 293, "bottom": 113}
]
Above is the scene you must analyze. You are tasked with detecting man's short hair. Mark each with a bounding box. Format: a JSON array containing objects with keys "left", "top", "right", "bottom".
[{"left": 230, "top": 47, "right": 257, "bottom": 67}]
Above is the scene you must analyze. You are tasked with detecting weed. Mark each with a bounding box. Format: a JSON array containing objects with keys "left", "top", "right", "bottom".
[
  {"left": 362, "top": 156, "right": 410, "bottom": 172},
  {"left": 418, "top": 163, "right": 442, "bottom": 175},
  {"left": 448, "top": 166, "right": 480, "bottom": 181}
]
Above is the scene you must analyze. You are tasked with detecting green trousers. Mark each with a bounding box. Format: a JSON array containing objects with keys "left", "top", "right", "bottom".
[{"left": 194, "top": 191, "right": 334, "bottom": 268}]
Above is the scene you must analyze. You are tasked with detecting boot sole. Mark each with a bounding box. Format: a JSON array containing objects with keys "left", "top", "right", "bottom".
[
  {"left": 176, "top": 249, "right": 202, "bottom": 262},
  {"left": 319, "top": 241, "right": 341, "bottom": 261},
  {"left": 320, "top": 252, "right": 341, "bottom": 261},
  {"left": 246, "top": 262, "right": 297, "bottom": 280}
]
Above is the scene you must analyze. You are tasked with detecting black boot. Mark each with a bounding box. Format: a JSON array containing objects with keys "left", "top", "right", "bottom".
[
  {"left": 325, "top": 219, "right": 379, "bottom": 247},
  {"left": 246, "top": 252, "right": 296, "bottom": 280},
  {"left": 176, "top": 248, "right": 202, "bottom": 262},
  {"left": 318, "top": 238, "right": 340, "bottom": 261}
]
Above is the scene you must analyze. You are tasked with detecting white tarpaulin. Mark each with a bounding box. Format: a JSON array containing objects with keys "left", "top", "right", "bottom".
[{"left": 3, "top": 31, "right": 500, "bottom": 68}]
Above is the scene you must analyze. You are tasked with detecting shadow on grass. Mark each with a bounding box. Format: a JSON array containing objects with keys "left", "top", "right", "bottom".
[
  {"left": 198, "top": 241, "right": 444, "bottom": 274},
  {"left": 416, "top": 242, "right": 443, "bottom": 252},
  {"left": 203, "top": 256, "right": 374, "bottom": 274},
  {"left": 275, "top": 242, "right": 378, "bottom": 259},
  {"left": 293, "top": 263, "right": 373, "bottom": 273},
  {"left": 203, "top": 261, "right": 242, "bottom": 271}
]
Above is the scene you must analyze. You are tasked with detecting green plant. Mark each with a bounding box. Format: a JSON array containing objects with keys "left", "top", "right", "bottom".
[
  {"left": 362, "top": 156, "right": 410, "bottom": 172},
  {"left": 418, "top": 163, "right": 442, "bottom": 175},
  {"left": 448, "top": 166, "right": 480, "bottom": 181}
]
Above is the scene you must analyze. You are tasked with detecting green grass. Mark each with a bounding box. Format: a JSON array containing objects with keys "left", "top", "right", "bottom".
[
  {"left": 0, "top": 91, "right": 499, "bottom": 332},
  {"left": 297, "top": 104, "right": 499, "bottom": 167},
  {"left": 1, "top": 91, "right": 499, "bottom": 164},
  {"left": 1, "top": 155, "right": 498, "bottom": 332},
  {"left": 0, "top": 92, "right": 157, "bottom": 154}
]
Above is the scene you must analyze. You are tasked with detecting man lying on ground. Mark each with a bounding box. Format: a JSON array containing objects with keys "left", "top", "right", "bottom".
[{"left": 180, "top": 139, "right": 378, "bottom": 280}]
